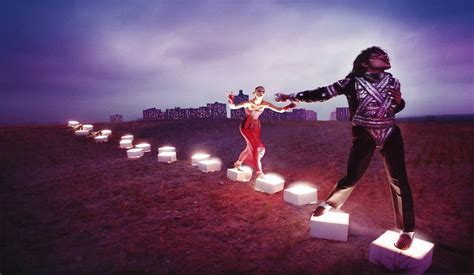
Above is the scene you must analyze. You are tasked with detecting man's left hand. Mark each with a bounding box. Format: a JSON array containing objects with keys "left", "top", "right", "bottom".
[{"left": 387, "top": 88, "right": 402, "bottom": 104}]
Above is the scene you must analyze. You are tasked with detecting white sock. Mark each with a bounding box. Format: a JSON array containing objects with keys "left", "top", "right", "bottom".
[{"left": 401, "top": 231, "right": 415, "bottom": 238}]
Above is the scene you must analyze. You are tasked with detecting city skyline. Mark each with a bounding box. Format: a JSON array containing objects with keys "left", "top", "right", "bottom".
[{"left": 1, "top": 0, "right": 473, "bottom": 125}]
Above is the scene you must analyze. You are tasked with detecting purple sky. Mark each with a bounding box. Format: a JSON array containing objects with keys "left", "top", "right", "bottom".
[{"left": 1, "top": 0, "right": 473, "bottom": 124}]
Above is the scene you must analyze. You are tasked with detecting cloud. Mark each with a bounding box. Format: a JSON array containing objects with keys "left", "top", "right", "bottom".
[{"left": 0, "top": 0, "right": 473, "bottom": 124}]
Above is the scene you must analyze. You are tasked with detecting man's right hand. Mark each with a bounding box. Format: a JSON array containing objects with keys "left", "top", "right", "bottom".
[{"left": 275, "top": 93, "right": 290, "bottom": 102}]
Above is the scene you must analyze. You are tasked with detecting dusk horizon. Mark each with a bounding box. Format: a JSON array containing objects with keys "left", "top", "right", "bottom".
[{"left": 1, "top": 0, "right": 473, "bottom": 125}]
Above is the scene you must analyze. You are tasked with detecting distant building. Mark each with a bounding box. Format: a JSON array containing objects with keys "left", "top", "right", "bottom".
[
  {"left": 110, "top": 114, "right": 123, "bottom": 122},
  {"left": 207, "top": 102, "right": 227, "bottom": 119},
  {"left": 143, "top": 108, "right": 164, "bottom": 120},
  {"left": 336, "top": 107, "right": 350, "bottom": 121},
  {"left": 143, "top": 102, "right": 226, "bottom": 121},
  {"left": 260, "top": 108, "right": 317, "bottom": 121},
  {"left": 306, "top": 110, "right": 317, "bottom": 121},
  {"left": 330, "top": 111, "right": 337, "bottom": 120},
  {"left": 230, "top": 90, "right": 249, "bottom": 119}
]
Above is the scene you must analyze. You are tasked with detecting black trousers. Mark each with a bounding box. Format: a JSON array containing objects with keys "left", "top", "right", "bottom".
[{"left": 326, "top": 126, "right": 415, "bottom": 232}]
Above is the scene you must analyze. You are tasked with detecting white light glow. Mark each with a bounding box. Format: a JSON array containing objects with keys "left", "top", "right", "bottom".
[
  {"left": 191, "top": 153, "right": 210, "bottom": 166},
  {"left": 255, "top": 173, "right": 285, "bottom": 194},
  {"left": 119, "top": 139, "right": 133, "bottom": 149},
  {"left": 198, "top": 158, "right": 222, "bottom": 172},
  {"left": 74, "top": 130, "right": 89, "bottom": 136},
  {"left": 127, "top": 148, "right": 144, "bottom": 159},
  {"left": 158, "top": 151, "right": 177, "bottom": 163},
  {"left": 260, "top": 173, "right": 285, "bottom": 185},
  {"left": 286, "top": 182, "right": 317, "bottom": 195},
  {"left": 101, "top": 129, "right": 112, "bottom": 136},
  {"left": 284, "top": 182, "right": 318, "bottom": 206},
  {"left": 82, "top": 124, "right": 93, "bottom": 131},
  {"left": 135, "top": 143, "right": 151, "bottom": 152},
  {"left": 158, "top": 146, "right": 176, "bottom": 154},
  {"left": 121, "top": 134, "right": 134, "bottom": 140},
  {"left": 94, "top": 135, "right": 108, "bottom": 143},
  {"left": 68, "top": 120, "right": 80, "bottom": 127}
]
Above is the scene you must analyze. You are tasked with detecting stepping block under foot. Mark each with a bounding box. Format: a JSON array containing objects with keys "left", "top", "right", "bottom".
[
  {"left": 227, "top": 168, "right": 252, "bottom": 182},
  {"left": 310, "top": 211, "right": 349, "bottom": 241},
  {"left": 368, "top": 230, "right": 434, "bottom": 274},
  {"left": 254, "top": 174, "right": 285, "bottom": 194}
]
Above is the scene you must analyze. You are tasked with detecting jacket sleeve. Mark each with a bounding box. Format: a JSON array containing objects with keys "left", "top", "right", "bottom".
[
  {"left": 291, "top": 77, "right": 353, "bottom": 103},
  {"left": 394, "top": 99, "right": 405, "bottom": 113}
]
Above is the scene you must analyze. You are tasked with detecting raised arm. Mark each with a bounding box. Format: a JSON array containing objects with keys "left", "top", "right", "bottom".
[{"left": 227, "top": 92, "right": 251, "bottom": 110}]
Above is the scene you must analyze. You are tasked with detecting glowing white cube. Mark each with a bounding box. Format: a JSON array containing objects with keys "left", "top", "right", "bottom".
[
  {"left": 68, "top": 120, "right": 80, "bottom": 127},
  {"left": 310, "top": 211, "right": 349, "bottom": 241},
  {"left": 158, "top": 152, "right": 177, "bottom": 163},
  {"left": 254, "top": 174, "right": 285, "bottom": 194},
  {"left": 135, "top": 143, "right": 151, "bottom": 153},
  {"left": 368, "top": 230, "right": 434, "bottom": 274},
  {"left": 191, "top": 153, "right": 210, "bottom": 166},
  {"left": 284, "top": 184, "right": 318, "bottom": 206},
  {"left": 101, "top": 129, "right": 112, "bottom": 136},
  {"left": 227, "top": 167, "right": 252, "bottom": 182},
  {"left": 119, "top": 139, "right": 133, "bottom": 149},
  {"left": 121, "top": 135, "right": 134, "bottom": 141},
  {"left": 75, "top": 130, "right": 89, "bottom": 136},
  {"left": 94, "top": 135, "right": 108, "bottom": 143},
  {"left": 158, "top": 146, "right": 176, "bottom": 154},
  {"left": 82, "top": 124, "right": 93, "bottom": 131},
  {"left": 198, "top": 158, "right": 222, "bottom": 172},
  {"left": 127, "top": 148, "right": 144, "bottom": 159}
]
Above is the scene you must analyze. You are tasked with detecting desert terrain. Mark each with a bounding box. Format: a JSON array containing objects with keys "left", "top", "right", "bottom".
[{"left": 1, "top": 119, "right": 473, "bottom": 273}]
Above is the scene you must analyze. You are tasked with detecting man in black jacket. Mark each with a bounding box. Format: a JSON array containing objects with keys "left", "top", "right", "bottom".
[{"left": 276, "top": 46, "right": 415, "bottom": 250}]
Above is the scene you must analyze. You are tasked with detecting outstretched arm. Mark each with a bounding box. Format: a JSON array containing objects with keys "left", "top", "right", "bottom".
[
  {"left": 275, "top": 77, "right": 353, "bottom": 103},
  {"left": 264, "top": 101, "right": 297, "bottom": 113}
]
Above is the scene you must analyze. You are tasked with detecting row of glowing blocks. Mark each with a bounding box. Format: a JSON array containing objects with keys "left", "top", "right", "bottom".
[{"left": 70, "top": 121, "right": 112, "bottom": 143}]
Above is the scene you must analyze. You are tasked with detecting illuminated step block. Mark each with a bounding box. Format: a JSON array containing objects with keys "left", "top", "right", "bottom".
[
  {"left": 68, "top": 120, "right": 80, "bottom": 127},
  {"left": 82, "top": 124, "right": 94, "bottom": 131},
  {"left": 198, "top": 158, "right": 222, "bottom": 172},
  {"left": 75, "top": 130, "right": 89, "bottom": 136},
  {"left": 94, "top": 135, "right": 108, "bottom": 143},
  {"left": 227, "top": 167, "right": 253, "bottom": 182},
  {"left": 135, "top": 143, "right": 151, "bottom": 153},
  {"left": 158, "top": 152, "right": 177, "bottom": 163},
  {"left": 310, "top": 211, "right": 349, "bottom": 241},
  {"left": 127, "top": 148, "right": 144, "bottom": 159},
  {"left": 121, "top": 135, "right": 134, "bottom": 141},
  {"left": 255, "top": 174, "right": 285, "bottom": 194},
  {"left": 191, "top": 153, "right": 210, "bottom": 166},
  {"left": 284, "top": 185, "right": 317, "bottom": 206},
  {"left": 101, "top": 129, "right": 112, "bottom": 136},
  {"left": 158, "top": 146, "right": 175, "bottom": 154},
  {"left": 119, "top": 139, "right": 133, "bottom": 149},
  {"left": 368, "top": 230, "right": 434, "bottom": 274}
]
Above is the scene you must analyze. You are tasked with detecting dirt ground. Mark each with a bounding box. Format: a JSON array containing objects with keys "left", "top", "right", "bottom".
[{"left": 1, "top": 119, "right": 473, "bottom": 273}]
